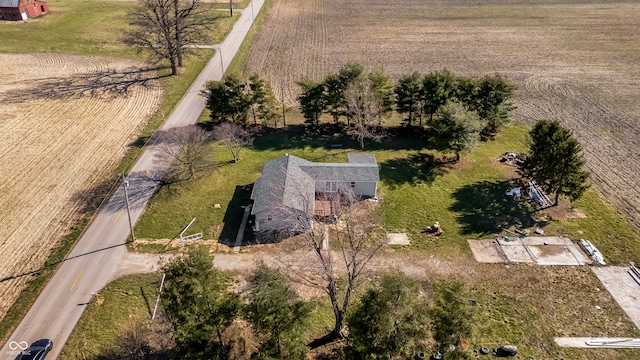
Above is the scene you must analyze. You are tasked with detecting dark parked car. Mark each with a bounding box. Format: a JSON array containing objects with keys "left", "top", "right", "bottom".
[{"left": 14, "top": 339, "right": 53, "bottom": 360}]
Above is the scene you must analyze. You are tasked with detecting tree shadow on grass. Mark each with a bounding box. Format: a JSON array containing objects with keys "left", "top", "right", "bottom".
[
  {"left": 450, "top": 180, "right": 538, "bottom": 236},
  {"left": 251, "top": 124, "right": 429, "bottom": 153},
  {"left": 379, "top": 152, "right": 447, "bottom": 189}
]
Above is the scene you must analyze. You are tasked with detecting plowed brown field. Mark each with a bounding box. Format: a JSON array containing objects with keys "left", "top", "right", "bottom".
[
  {"left": 242, "top": 0, "right": 640, "bottom": 229},
  {"left": 0, "top": 54, "right": 162, "bottom": 320}
]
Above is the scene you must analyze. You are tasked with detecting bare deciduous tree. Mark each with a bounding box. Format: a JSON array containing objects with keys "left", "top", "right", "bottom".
[
  {"left": 274, "top": 189, "right": 386, "bottom": 342},
  {"left": 344, "top": 77, "right": 384, "bottom": 149},
  {"left": 115, "top": 319, "right": 153, "bottom": 360},
  {"left": 124, "top": 0, "right": 216, "bottom": 75},
  {"left": 212, "top": 122, "right": 253, "bottom": 163},
  {"left": 158, "top": 125, "right": 213, "bottom": 181}
]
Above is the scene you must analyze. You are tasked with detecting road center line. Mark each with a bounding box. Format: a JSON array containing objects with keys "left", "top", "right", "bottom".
[
  {"left": 114, "top": 209, "right": 123, "bottom": 224},
  {"left": 69, "top": 269, "right": 84, "bottom": 291}
]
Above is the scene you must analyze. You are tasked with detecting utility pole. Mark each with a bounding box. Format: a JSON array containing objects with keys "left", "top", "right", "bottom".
[
  {"left": 123, "top": 177, "right": 135, "bottom": 242},
  {"left": 229, "top": 0, "right": 233, "bottom": 17}
]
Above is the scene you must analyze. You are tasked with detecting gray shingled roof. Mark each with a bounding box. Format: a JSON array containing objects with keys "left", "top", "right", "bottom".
[
  {"left": 298, "top": 164, "right": 379, "bottom": 182},
  {"left": 251, "top": 154, "right": 315, "bottom": 215},
  {"left": 0, "top": 0, "right": 20, "bottom": 7},
  {"left": 251, "top": 153, "right": 379, "bottom": 215},
  {"left": 347, "top": 153, "right": 377, "bottom": 164}
]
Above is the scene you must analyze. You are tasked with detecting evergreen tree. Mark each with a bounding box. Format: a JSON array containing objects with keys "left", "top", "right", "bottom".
[
  {"left": 204, "top": 75, "right": 252, "bottom": 124},
  {"left": 323, "top": 62, "right": 366, "bottom": 125},
  {"left": 323, "top": 73, "right": 344, "bottom": 124},
  {"left": 429, "top": 281, "right": 476, "bottom": 357},
  {"left": 394, "top": 72, "right": 422, "bottom": 127},
  {"left": 422, "top": 70, "right": 456, "bottom": 123},
  {"left": 245, "top": 262, "right": 311, "bottom": 360},
  {"left": 297, "top": 78, "right": 325, "bottom": 126},
  {"left": 249, "top": 74, "right": 278, "bottom": 126},
  {"left": 474, "top": 74, "right": 516, "bottom": 135},
  {"left": 453, "top": 76, "right": 478, "bottom": 110},
  {"left": 346, "top": 273, "right": 430, "bottom": 359},
  {"left": 367, "top": 68, "right": 394, "bottom": 123},
  {"left": 161, "top": 246, "right": 240, "bottom": 358},
  {"left": 518, "top": 120, "right": 590, "bottom": 205}
]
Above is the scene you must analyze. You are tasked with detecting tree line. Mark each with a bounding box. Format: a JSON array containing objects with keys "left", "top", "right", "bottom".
[
  {"left": 114, "top": 246, "right": 478, "bottom": 360},
  {"left": 201, "top": 63, "right": 516, "bottom": 156}
]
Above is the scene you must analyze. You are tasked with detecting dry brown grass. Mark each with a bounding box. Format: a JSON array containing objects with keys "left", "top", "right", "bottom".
[
  {"left": 241, "top": 0, "right": 640, "bottom": 231},
  {"left": 0, "top": 53, "right": 162, "bottom": 320}
]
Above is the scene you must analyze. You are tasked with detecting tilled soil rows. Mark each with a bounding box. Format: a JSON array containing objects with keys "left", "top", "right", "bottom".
[
  {"left": 0, "top": 54, "right": 162, "bottom": 320},
  {"left": 242, "top": 0, "right": 640, "bottom": 229}
]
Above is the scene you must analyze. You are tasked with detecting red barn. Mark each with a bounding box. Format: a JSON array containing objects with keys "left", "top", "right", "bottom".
[{"left": 0, "top": 0, "right": 49, "bottom": 21}]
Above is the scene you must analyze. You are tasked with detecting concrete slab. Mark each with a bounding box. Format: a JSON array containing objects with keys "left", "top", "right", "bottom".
[
  {"left": 525, "top": 237, "right": 589, "bottom": 265},
  {"left": 387, "top": 233, "right": 410, "bottom": 245},
  {"left": 497, "top": 238, "right": 534, "bottom": 263},
  {"left": 469, "top": 236, "right": 590, "bottom": 266},
  {"left": 467, "top": 239, "right": 508, "bottom": 263},
  {"left": 592, "top": 266, "right": 640, "bottom": 330}
]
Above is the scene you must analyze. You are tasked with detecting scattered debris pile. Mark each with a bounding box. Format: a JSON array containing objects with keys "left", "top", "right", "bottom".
[
  {"left": 585, "top": 338, "right": 640, "bottom": 348},
  {"left": 505, "top": 179, "right": 553, "bottom": 209},
  {"left": 422, "top": 221, "right": 443, "bottom": 236},
  {"left": 506, "top": 187, "right": 522, "bottom": 199},
  {"left": 580, "top": 239, "right": 606, "bottom": 265},
  {"left": 499, "top": 152, "right": 526, "bottom": 166},
  {"left": 494, "top": 345, "right": 518, "bottom": 357},
  {"left": 527, "top": 181, "right": 553, "bottom": 208}
]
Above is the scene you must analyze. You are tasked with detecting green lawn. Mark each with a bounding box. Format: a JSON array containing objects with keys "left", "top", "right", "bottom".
[
  {"left": 135, "top": 124, "right": 640, "bottom": 265},
  {"left": 0, "top": 0, "right": 234, "bottom": 57},
  {"left": 60, "top": 273, "right": 163, "bottom": 359},
  {"left": 0, "top": 0, "right": 138, "bottom": 57}
]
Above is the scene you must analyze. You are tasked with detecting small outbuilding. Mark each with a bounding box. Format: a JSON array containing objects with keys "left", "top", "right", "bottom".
[{"left": 0, "top": 0, "right": 49, "bottom": 21}]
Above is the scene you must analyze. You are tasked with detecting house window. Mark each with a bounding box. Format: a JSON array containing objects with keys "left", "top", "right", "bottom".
[
  {"left": 350, "top": 181, "right": 356, "bottom": 188},
  {"left": 324, "top": 181, "right": 338, "bottom": 192}
]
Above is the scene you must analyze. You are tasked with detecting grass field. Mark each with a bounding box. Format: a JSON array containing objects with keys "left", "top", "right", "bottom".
[
  {"left": 0, "top": 0, "right": 236, "bottom": 56},
  {"left": 60, "top": 273, "right": 166, "bottom": 359}
]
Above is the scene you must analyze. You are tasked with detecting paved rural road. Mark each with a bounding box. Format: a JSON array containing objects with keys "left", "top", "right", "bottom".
[{"left": 0, "top": 1, "right": 264, "bottom": 359}]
